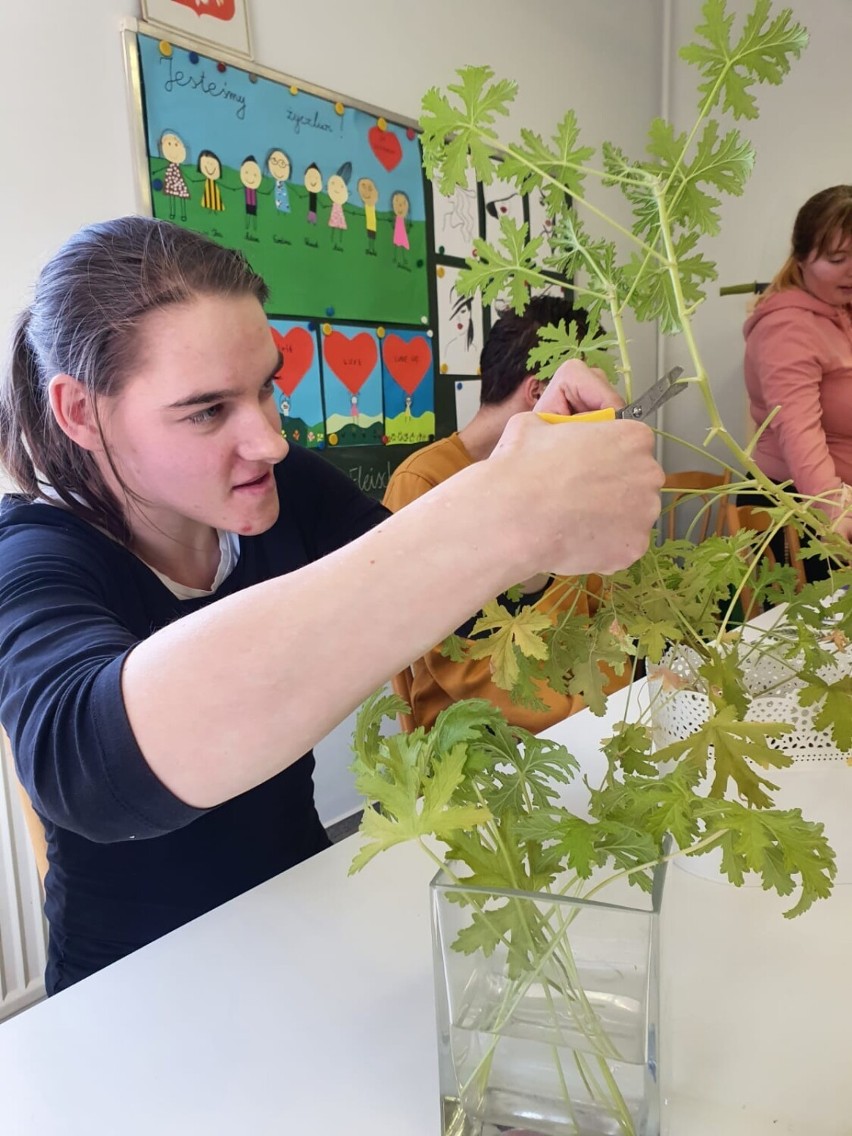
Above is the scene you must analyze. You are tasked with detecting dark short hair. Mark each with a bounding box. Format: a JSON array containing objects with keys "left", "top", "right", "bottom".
[
  {"left": 479, "top": 294, "right": 590, "bottom": 405},
  {"left": 1, "top": 216, "right": 268, "bottom": 542}
]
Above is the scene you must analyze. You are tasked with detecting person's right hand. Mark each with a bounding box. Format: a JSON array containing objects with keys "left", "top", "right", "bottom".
[{"left": 487, "top": 409, "right": 664, "bottom": 579}]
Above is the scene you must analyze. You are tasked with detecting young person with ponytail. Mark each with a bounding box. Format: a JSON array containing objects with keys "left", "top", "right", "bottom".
[
  {"left": 0, "top": 216, "right": 663, "bottom": 992},
  {"left": 742, "top": 185, "right": 852, "bottom": 577}
]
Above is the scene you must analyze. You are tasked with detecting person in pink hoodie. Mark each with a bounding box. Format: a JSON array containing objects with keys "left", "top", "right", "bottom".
[{"left": 742, "top": 185, "right": 852, "bottom": 577}]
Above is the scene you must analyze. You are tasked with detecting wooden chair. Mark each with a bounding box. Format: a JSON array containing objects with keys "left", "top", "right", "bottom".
[
  {"left": 390, "top": 667, "right": 417, "bottom": 735},
  {"left": 1, "top": 729, "right": 48, "bottom": 891},
  {"left": 662, "top": 471, "right": 731, "bottom": 543},
  {"left": 724, "top": 502, "right": 806, "bottom": 620}
]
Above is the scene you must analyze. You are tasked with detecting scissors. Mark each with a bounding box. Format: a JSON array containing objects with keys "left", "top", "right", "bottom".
[{"left": 537, "top": 365, "right": 686, "bottom": 424}]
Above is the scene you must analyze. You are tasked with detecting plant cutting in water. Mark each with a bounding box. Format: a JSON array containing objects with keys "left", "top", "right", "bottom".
[{"left": 350, "top": 2, "right": 851, "bottom": 1133}]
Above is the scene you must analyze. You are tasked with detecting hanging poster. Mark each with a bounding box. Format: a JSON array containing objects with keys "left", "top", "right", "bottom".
[
  {"left": 141, "top": 0, "right": 253, "bottom": 58},
  {"left": 436, "top": 265, "right": 484, "bottom": 376},
  {"left": 381, "top": 329, "right": 435, "bottom": 445},
  {"left": 136, "top": 33, "right": 430, "bottom": 326},
  {"left": 321, "top": 325, "right": 384, "bottom": 448},
  {"left": 269, "top": 319, "right": 324, "bottom": 447}
]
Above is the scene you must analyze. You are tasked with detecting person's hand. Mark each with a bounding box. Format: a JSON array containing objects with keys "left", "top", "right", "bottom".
[
  {"left": 534, "top": 359, "right": 624, "bottom": 418},
  {"left": 488, "top": 410, "right": 664, "bottom": 579}
]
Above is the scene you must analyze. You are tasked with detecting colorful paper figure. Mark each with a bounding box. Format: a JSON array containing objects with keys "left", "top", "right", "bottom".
[
  {"left": 327, "top": 162, "right": 352, "bottom": 251},
  {"left": 266, "top": 148, "right": 292, "bottom": 245},
  {"left": 239, "top": 155, "right": 262, "bottom": 239},
  {"left": 198, "top": 149, "right": 224, "bottom": 211},
  {"left": 321, "top": 326, "right": 383, "bottom": 447},
  {"left": 159, "top": 130, "right": 191, "bottom": 222},
  {"left": 391, "top": 190, "right": 410, "bottom": 266},
  {"left": 357, "top": 177, "right": 379, "bottom": 255},
  {"left": 381, "top": 330, "right": 435, "bottom": 444},
  {"left": 269, "top": 320, "right": 324, "bottom": 447}
]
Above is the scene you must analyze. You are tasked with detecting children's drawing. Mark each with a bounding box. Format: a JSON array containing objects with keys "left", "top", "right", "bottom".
[
  {"left": 304, "top": 162, "right": 322, "bottom": 230},
  {"left": 158, "top": 130, "right": 190, "bottom": 222},
  {"left": 321, "top": 327, "right": 384, "bottom": 447},
  {"left": 327, "top": 162, "right": 352, "bottom": 251},
  {"left": 436, "top": 266, "right": 483, "bottom": 376},
  {"left": 382, "top": 331, "right": 435, "bottom": 445},
  {"left": 137, "top": 34, "right": 429, "bottom": 322},
  {"left": 266, "top": 148, "right": 292, "bottom": 245},
  {"left": 239, "top": 156, "right": 262, "bottom": 239},
  {"left": 483, "top": 172, "right": 524, "bottom": 246},
  {"left": 391, "top": 190, "right": 410, "bottom": 267},
  {"left": 269, "top": 320, "right": 324, "bottom": 447},
  {"left": 141, "top": 0, "right": 252, "bottom": 58},
  {"left": 454, "top": 379, "right": 481, "bottom": 431},
  {"left": 432, "top": 166, "right": 478, "bottom": 259},
  {"left": 357, "top": 177, "right": 379, "bottom": 255},
  {"left": 198, "top": 149, "right": 224, "bottom": 211}
]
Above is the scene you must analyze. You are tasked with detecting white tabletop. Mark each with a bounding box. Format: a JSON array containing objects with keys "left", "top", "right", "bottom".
[{"left": 0, "top": 685, "right": 850, "bottom": 1135}]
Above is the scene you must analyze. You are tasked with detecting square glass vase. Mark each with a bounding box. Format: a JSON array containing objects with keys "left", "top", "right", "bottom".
[{"left": 431, "top": 859, "right": 667, "bottom": 1136}]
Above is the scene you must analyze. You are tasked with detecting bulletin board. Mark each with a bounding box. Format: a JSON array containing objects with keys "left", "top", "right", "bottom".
[{"left": 124, "top": 23, "right": 570, "bottom": 496}]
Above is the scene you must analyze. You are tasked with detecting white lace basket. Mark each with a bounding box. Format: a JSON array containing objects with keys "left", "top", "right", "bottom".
[{"left": 647, "top": 637, "right": 852, "bottom": 884}]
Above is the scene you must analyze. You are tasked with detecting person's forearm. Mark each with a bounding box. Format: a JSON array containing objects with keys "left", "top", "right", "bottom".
[
  {"left": 123, "top": 413, "right": 663, "bottom": 807},
  {"left": 122, "top": 461, "right": 528, "bottom": 807}
]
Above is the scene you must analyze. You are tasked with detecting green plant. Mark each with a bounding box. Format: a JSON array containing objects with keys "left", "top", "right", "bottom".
[{"left": 350, "top": 2, "right": 852, "bottom": 1132}]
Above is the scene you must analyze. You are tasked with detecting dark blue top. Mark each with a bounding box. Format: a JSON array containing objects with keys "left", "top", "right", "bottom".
[{"left": 0, "top": 446, "right": 388, "bottom": 993}]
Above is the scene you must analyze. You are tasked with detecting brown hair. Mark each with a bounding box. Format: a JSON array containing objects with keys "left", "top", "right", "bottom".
[
  {"left": 479, "top": 294, "right": 590, "bottom": 405},
  {"left": 761, "top": 185, "right": 852, "bottom": 301},
  {"left": 0, "top": 216, "right": 268, "bottom": 542}
]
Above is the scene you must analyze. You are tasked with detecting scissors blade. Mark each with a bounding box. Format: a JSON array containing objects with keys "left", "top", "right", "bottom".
[{"left": 617, "top": 366, "right": 685, "bottom": 421}]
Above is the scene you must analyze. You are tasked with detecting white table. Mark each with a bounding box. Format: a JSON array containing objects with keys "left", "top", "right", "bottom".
[{"left": 0, "top": 686, "right": 849, "bottom": 1135}]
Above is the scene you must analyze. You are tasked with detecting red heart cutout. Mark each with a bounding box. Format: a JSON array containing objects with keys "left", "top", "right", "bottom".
[
  {"left": 382, "top": 334, "right": 432, "bottom": 396},
  {"left": 368, "top": 126, "right": 402, "bottom": 172},
  {"left": 271, "top": 326, "right": 314, "bottom": 397},
  {"left": 170, "top": 0, "right": 236, "bottom": 19},
  {"left": 323, "top": 331, "right": 378, "bottom": 395}
]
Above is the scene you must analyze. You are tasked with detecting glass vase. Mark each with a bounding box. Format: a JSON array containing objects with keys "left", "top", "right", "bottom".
[{"left": 431, "top": 861, "right": 667, "bottom": 1136}]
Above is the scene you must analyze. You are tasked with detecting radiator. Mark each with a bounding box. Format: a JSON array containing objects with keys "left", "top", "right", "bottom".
[{"left": 0, "top": 731, "right": 46, "bottom": 1020}]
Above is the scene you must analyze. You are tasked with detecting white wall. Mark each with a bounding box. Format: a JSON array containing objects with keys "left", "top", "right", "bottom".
[
  {"left": 661, "top": 0, "right": 851, "bottom": 473},
  {"left": 0, "top": 0, "right": 665, "bottom": 822}
]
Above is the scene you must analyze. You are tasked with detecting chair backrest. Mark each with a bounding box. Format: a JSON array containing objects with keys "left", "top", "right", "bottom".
[
  {"left": 390, "top": 668, "right": 417, "bottom": 734},
  {"left": 1, "top": 729, "right": 48, "bottom": 890},
  {"left": 724, "top": 502, "right": 806, "bottom": 619},
  {"left": 662, "top": 471, "right": 731, "bottom": 543}
]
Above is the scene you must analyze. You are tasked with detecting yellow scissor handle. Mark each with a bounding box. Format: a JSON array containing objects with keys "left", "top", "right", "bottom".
[{"left": 536, "top": 407, "right": 617, "bottom": 425}]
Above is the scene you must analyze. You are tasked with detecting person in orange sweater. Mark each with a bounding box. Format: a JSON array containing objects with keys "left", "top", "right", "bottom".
[
  {"left": 742, "top": 185, "right": 852, "bottom": 577},
  {"left": 384, "top": 296, "right": 625, "bottom": 732}
]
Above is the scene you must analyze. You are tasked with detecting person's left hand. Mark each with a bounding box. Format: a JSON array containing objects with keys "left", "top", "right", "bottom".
[{"left": 535, "top": 359, "right": 623, "bottom": 418}]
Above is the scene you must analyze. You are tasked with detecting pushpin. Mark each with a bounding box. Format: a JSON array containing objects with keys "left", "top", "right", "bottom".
[
  {"left": 325, "top": 306, "right": 335, "bottom": 317},
  {"left": 217, "top": 62, "right": 227, "bottom": 73},
  {"left": 189, "top": 51, "right": 199, "bottom": 64},
  {"left": 158, "top": 41, "right": 172, "bottom": 57},
  {"left": 376, "top": 326, "right": 386, "bottom": 338}
]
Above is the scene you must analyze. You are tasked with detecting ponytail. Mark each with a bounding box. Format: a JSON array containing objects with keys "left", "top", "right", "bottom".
[{"left": 0, "top": 310, "right": 44, "bottom": 497}]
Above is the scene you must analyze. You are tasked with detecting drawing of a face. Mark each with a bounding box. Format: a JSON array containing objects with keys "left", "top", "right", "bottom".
[
  {"left": 327, "top": 174, "right": 349, "bottom": 206},
  {"left": 267, "top": 149, "right": 291, "bottom": 181},
  {"left": 358, "top": 178, "right": 378, "bottom": 207},
  {"left": 304, "top": 164, "right": 323, "bottom": 194},
  {"left": 450, "top": 290, "right": 475, "bottom": 347},
  {"left": 160, "top": 131, "right": 186, "bottom": 164},
  {"left": 240, "top": 158, "right": 262, "bottom": 190},
  {"left": 391, "top": 191, "right": 410, "bottom": 218},
  {"left": 199, "top": 151, "right": 222, "bottom": 181}
]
